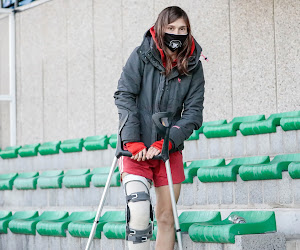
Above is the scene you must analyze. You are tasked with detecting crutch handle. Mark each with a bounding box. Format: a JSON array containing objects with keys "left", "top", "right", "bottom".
[
  {"left": 152, "top": 112, "right": 173, "bottom": 162},
  {"left": 116, "top": 112, "right": 173, "bottom": 161}
]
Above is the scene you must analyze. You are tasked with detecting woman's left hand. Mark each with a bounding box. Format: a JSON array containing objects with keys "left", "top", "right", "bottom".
[{"left": 146, "top": 146, "right": 160, "bottom": 160}]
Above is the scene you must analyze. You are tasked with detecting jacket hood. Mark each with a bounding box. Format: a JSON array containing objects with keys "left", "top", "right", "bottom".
[{"left": 139, "top": 26, "right": 202, "bottom": 72}]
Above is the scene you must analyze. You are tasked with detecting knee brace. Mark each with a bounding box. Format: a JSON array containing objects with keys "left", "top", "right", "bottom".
[{"left": 123, "top": 174, "right": 153, "bottom": 244}]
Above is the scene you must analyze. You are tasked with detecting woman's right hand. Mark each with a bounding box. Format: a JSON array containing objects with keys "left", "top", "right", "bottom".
[
  {"left": 131, "top": 148, "right": 147, "bottom": 161},
  {"left": 125, "top": 142, "right": 147, "bottom": 161}
]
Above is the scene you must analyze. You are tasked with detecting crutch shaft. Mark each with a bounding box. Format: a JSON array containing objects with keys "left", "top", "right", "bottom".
[
  {"left": 85, "top": 156, "right": 118, "bottom": 250},
  {"left": 165, "top": 159, "right": 183, "bottom": 250}
]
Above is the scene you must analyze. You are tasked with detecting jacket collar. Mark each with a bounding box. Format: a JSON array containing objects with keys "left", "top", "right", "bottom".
[{"left": 138, "top": 27, "right": 202, "bottom": 79}]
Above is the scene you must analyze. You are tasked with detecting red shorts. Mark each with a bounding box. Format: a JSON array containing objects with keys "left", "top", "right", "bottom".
[{"left": 118, "top": 151, "right": 185, "bottom": 187}]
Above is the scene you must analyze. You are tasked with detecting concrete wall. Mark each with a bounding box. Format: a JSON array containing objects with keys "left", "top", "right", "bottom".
[
  {"left": 0, "top": 14, "right": 10, "bottom": 148},
  {"left": 0, "top": 0, "right": 299, "bottom": 147}
]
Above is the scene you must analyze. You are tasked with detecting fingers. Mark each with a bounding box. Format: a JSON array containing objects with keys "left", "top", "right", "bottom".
[
  {"left": 146, "top": 147, "right": 160, "bottom": 160},
  {"left": 141, "top": 148, "right": 147, "bottom": 161},
  {"left": 131, "top": 148, "right": 147, "bottom": 161}
]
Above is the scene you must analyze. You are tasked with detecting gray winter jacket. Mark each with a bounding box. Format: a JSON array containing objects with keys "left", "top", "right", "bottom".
[{"left": 114, "top": 29, "right": 205, "bottom": 152}]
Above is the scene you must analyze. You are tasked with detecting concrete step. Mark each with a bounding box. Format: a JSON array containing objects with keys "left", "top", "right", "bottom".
[
  {"left": 0, "top": 230, "right": 286, "bottom": 250},
  {"left": 287, "top": 239, "right": 300, "bottom": 250}
]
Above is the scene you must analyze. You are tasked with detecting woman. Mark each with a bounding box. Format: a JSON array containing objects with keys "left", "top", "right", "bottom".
[{"left": 114, "top": 6, "right": 205, "bottom": 250}]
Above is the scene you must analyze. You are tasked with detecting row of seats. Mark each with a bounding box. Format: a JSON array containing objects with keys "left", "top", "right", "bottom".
[
  {"left": 1, "top": 152, "right": 299, "bottom": 191},
  {"left": 1, "top": 110, "right": 299, "bottom": 160},
  {"left": 184, "top": 153, "right": 300, "bottom": 183},
  {"left": 0, "top": 135, "right": 114, "bottom": 159},
  {"left": 0, "top": 167, "right": 120, "bottom": 190},
  {"left": 0, "top": 210, "right": 276, "bottom": 244},
  {"left": 188, "top": 110, "right": 300, "bottom": 139},
  {"left": 0, "top": 210, "right": 122, "bottom": 238}
]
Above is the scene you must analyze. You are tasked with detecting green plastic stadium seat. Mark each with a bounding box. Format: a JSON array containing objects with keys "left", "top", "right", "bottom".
[
  {"left": 0, "top": 211, "right": 12, "bottom": 220},
  {"left": 197, "top": 120, "right": 227, "bottom": 134},
  {"left": 152, "top": 211, "right": 222, "bottom": 240},
  {"left": 108, "top": 134, "right": 117, "bottom": 148},
  {"left": 188, "top": 211, "right": 276, "bottom": 243},
  {"left": 0, "top": 146, "right": 22, "bottom": 159},
  {"left": 183, "top": 159, "right": 225, "bottom": 183},
  {"left": 280, "top": 117, "right": 300, "bottom": 131},
  {"left": 188, "top": 120, "right": 228, "bottom": 140},
  {"left": 104, "top": 211, "right": 221, "bottom": 240},
  {"left": 36, "top": 211, "right": 95, "bottom": 237},
  {"left": 38, "top": 141, "right": 61, "bottom": 155},
  {"left": 103, "top": 221, "right": 127, "bottom": 240},
  {"left": 9, "top": 211, "right": 68, "bottom": 235},
  {"left": 83, "top": 135, "right": 109, "bottom": 151},
  {"left": 198, "top": 156, "right": 270, "bottom": 182},
  {"left": 14, "top": 172, "right": 39, "bottom": 190},
  {"left": 0, "top": 173, "right": 18, "bottom": 190},
  {"left": 18, "top": 143, "right": 40, "bottom": 157},
  {"left": 240, "top": 111, "right": 300, "bottom": 136},
  {"left": 239, "top": 153, "right": 300, "bottom": 180},
  {"left": 203, "top": 115, "right": 265, "bottom": 138},
  {"left": 68, "top": 211, "right": 125, "bottom": 238},
  {"left": 91, "top": 167, "right": 120, "bottom": 187},
  {"left": 0, "top": 211, "right": 38, "bottom": 233},
  {"left": 187, "top": 130, "right": 199, "bottom": 141},
  {"left": 62, "top": 169, "right": 91, "bottom": 188},
  {"left": 288, "top": 162, "right": 300, "bottom": 179},
  {"left": 60, "top": 138, "right": 84, "bottom": 153},
  {"left": 37, "top": 170, "right": 64, "bottom": 189}
]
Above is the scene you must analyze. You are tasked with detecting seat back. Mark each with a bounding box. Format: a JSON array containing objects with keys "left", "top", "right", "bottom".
[
  {"left": 68, "top": 211, "right": 96, "bottom": 221},
  {"left": 231, "top": 114, "right": 265, "bottom": 124},
  {"left": 64, "top": 169, "right": 90, "bottom": 176},
  {"left": 272, "top": 153, "right": 300, "bottom": 163},
  {"left": 187, "top": 159, "right": 225, "bottom": 168},
  {"left": 268, "top": 110, "right": 300, "bottom": 120},
  {"left": 40, "top": 170, "right": 64, "bottom": 177},
  {"left": 17, "top": 172, "right": 39, "bottom": 179},
  {"left": 0, "top": 173, "right": 18, "bottom": 180},
  {"left": 228, "top": 156, "right": 270, "bottom": 166}
]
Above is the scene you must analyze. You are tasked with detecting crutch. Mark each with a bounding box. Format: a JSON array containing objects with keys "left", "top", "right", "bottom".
[
  {"left": 152, "top": 112, "right": 183, "bottom": 250},
  {"left": 85, "top": 110, "right": 131, "bottom": 250},
  {"left": 85, "top": 112, "right": 183, "bottom": 250}
]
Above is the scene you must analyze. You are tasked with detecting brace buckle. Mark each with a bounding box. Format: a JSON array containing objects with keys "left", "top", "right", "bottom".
[
  {"left": 131, "top": 193, "right": 138, "bottom": 200},
  {"left": 129, "top": 229, "right": 136, "bottom": 235}
]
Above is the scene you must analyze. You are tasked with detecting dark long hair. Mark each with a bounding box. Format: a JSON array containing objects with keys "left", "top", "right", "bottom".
[{"left": 154, "top": 6, "right": 193, "bottom": 76}]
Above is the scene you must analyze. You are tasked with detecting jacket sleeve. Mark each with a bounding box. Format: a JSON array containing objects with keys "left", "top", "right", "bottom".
[
  {"left": 169, "top": 61, "right": 205, "bottom": 149},
  {"left": 114, "top": 47, "right": 144, "bottom": 144}
]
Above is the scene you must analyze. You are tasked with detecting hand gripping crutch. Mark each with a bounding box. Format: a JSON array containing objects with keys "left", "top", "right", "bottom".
[{"left": 152, "top": 112, "right": 183, "bottom": 250}]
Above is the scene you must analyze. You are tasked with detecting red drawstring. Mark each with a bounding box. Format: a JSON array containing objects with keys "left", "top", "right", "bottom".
[{"left": 201, "top": 52, "right": 208, "bottom": 62}]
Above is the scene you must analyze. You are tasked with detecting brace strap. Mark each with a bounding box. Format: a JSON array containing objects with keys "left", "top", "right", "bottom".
[
  {"left": 126, "top": 223, "right": 153, "bottom": 243},
  {"left": 126, "top": 191, "right": 150, "bottom": 203}
]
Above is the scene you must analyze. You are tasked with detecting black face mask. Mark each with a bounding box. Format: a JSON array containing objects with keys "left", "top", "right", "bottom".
[{"left": 163, "top": 33, "right": 188, "bottom": 52}]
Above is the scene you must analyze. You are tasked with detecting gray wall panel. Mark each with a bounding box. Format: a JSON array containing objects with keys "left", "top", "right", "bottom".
[
  {"left": 41, "top": 0, "right": 68, "bottom": 142},
  {"left": 66, "top": 0, "right": 95, "bottom": 139},
  {"left": 0, "top": 15, "right": 10, "bottom": 148},
  {"left": 94, "top": 0, "right": 122, "bottom": 135},
  {"left": 189, "top": 0, "right": 232, "bottom": 122},
  {"left": 0, "top": 16, "right": 9, "bottom": 95},
  {"left": 231, "top": 0, "right": 277, "bottom": 118},
  {"left": 275, "top": 0, "right": 300, "bottom": 113},
  {"left": 122, "top": 0, "right": 154, "bottom": 63},
  {"left": 18, "top": 8, "right": 44, "bottom": 145}
]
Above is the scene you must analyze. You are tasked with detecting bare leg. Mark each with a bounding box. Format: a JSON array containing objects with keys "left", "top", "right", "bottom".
[{"left": 155, "top": 184, "right": 181, "bottom": 250}]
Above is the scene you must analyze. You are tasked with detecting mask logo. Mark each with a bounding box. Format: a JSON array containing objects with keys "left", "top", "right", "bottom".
[{"left": 169, "top": 40, "right": 182, "bottom": 49}]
